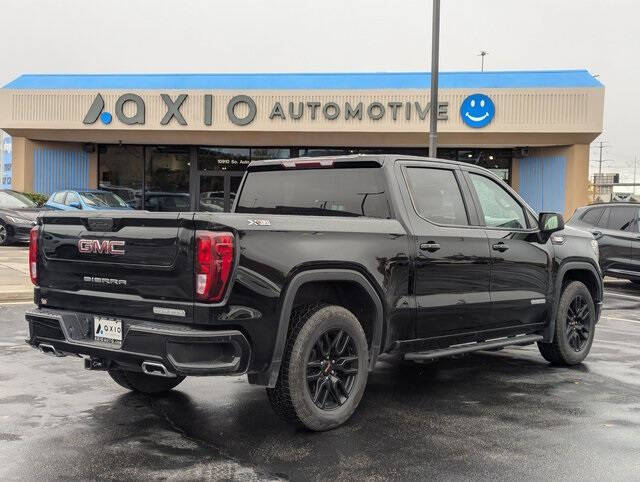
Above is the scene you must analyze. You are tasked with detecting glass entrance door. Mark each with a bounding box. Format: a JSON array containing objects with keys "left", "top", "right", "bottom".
[{"left": 198, "top": 172, "right": 243, "bottom": 212}]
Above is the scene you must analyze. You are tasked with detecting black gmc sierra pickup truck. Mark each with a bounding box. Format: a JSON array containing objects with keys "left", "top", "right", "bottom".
[{"left": 25, "top": 155, "right": 603, "bottom": 431}]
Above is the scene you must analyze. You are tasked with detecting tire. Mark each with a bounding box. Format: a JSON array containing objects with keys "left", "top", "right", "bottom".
[
  {"left": 108, "top": 369, "right": 185, "bottom": 394},
  {"left": 0, "top": 221, "right": 10, "bottom": 246},
  {"left": 266, "top": 304, "right": 369, "bottom": 431},
  {"left": 538, "top": 281, "right": 596, "bottom": 365}
]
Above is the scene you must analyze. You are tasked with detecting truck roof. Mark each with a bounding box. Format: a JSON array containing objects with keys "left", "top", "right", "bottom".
[{"left": 247, "top": 153, "right": 488, "bottom": 172}]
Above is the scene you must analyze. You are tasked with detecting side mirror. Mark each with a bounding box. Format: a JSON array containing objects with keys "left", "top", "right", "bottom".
[
  {"left": 69, "top": 201, "right": 82, "bottom": 209},
  {"left": 539, "top": 212, "right": 564, "bottom": 234}
]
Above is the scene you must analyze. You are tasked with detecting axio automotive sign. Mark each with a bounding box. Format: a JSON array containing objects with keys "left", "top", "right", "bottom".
[
  {"left": 83, "top": 92, "right": 496, "bottom": 129},
  {"left": 460, "top": 94, "right": 495, "bottom": 128},
  {"left": 82, "top": 93, "right": 451, "bottom": 127}
]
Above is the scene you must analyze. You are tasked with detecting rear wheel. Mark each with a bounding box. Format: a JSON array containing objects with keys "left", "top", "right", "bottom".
[
  {"left": 538, "top": 281, "right": 595, "bottom": 365},
  {"left": 266, "top": 304, "right": 369, "bottom": 431},
  {"left": 108, "top": 369, "right": 185, "bottom": 394}
]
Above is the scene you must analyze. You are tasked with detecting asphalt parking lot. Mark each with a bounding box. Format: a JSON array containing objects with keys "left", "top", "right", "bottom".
[{"left": 1, "top": 281, "right": 640, "bottom": 480}]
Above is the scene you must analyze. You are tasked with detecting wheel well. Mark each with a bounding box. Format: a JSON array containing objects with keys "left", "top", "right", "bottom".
[
  {"left": 562, "top": 269, "right": 600, "bottom": 302},
  {"left": 290, "top": 280, "right": 378, "bottom": 349}
]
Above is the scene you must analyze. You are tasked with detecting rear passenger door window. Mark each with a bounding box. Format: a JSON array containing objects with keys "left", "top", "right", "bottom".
[
  {"left": 608, "top": 207, "right": 637, "bottom": 232},
  {"left": 405, "top": 167, "right": 468, "bottom": 225}
]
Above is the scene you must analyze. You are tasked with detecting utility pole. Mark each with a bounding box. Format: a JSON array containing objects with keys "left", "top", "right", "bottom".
[
  {"left": 479, "top": 51, "right": 489, "bottom": 72},
  {"left": 428, "top": 0, "right": 441, "bottom": 158},
  {"left": 634, "top": 156, "right": 638, "bottom": 195},
  {"left": 597, "top": 141, "right": 605, "bottom": 176}
]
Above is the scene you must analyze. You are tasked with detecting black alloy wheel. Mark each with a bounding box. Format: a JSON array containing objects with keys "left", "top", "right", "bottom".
[
  {"left": 306, "top": 329, "right": 359, "bottom": 410},
  {"left": 565, "top": 295, "right": 592, "bottom": 352},
  {"left": 537, "top": 280, "right": 596, "bottom": 365},
  {"left": 266, "top": 304, "right": 369, "bottom": 431},
  {"left": 0, "top": 222, "right": 8, "bottom": 246}
]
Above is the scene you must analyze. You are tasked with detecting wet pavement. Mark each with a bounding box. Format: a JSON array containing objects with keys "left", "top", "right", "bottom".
[{"left": 1, "top": 281, "right": 640, "bottom": 480}]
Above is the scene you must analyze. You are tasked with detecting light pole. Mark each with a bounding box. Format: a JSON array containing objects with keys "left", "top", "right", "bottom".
[
  {"left": 428, "top": 0, "right": 440, "bottom": 158},
  {"left": 479, "top": 51, "right": 489, "bottom": 72}
]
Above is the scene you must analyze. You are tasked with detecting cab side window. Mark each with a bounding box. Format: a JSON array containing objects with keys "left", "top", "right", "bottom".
[
  {"left": 469, "top": 173, "right": 527, "bottom": 229},
  {"left": 405, "top": 167, "right": 468, "bottom": 225}
]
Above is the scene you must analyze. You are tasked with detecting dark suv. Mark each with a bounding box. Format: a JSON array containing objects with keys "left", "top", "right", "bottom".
[{"left": 568, "top": 203, "right": 640, "bottom": 283}]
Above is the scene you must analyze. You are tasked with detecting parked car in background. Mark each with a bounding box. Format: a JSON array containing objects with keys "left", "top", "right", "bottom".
[
  {"left": 567, "top": 202, "right": 640, "bottom": 282},
  {"left": 199, "top": 191, "right": 235, "bottom": 212},
  {"left": 45, "top": 190, "right": 132, "bottom": 211},
  {"left": 0, "top": 189, "right": 39, "bottom": 245},
  {"left": 135, "top": 192, "right": 191, "bottom": 212}
]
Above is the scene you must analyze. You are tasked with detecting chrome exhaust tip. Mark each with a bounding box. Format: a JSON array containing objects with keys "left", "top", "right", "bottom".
[
  {"left": 141, "top": 361, "right": 176, "bottom": 378},
  {"left": 38, "top": 343, "right": 65, "bottom": 357}
]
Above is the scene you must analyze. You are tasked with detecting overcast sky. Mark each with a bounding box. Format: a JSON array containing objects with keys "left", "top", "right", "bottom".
[{"left": 2, "top": 0, "right": 639, "bottom": 179}]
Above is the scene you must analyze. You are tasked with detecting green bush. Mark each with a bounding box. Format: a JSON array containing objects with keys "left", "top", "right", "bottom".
[{"left": 21, "top": 192, "right": 48, "bottom": 207}]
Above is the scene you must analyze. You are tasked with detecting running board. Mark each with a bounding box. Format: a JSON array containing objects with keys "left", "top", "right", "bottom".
[{"left": 404, "top": 334, "right": 543, "bottom": 361}]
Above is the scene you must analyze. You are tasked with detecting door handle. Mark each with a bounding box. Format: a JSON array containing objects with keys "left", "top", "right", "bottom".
[
  {"left": 420, "top": 241, "right": 441, "bottom": 252},
  {"left": 492, "top": 242, "right": 509, "bottom": 252}
]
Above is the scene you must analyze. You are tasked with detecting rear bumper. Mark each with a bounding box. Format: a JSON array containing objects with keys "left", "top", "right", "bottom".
[
  {"left": 9, "top": 223, "right": 32, "bottom": 242},
  {"left": 25, "top": 308, "right": 251, "bottom": 377}
]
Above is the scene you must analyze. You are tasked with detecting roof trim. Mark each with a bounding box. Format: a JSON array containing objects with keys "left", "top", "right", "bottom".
[{"left": 3, "top": 70, "right": 603, "bottom": 90}]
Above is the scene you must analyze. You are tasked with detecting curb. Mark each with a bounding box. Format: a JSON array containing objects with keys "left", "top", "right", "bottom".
[{"left": 0, "top": 289, "right": 34, "bottom": 303}]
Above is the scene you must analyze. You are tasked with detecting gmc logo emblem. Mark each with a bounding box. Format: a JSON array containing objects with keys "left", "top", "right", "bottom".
[{"left": 77, "top": 239, "right": 125, "bottom": 255}]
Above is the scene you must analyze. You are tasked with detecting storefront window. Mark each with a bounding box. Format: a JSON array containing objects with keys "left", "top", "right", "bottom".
[
  {"left": 198, "top": 147, "right": 250, "bottom": 171},
  {"left": 98, "top": 145, "right": 143, "bottom": 208},
  {"left": 456, "top": 148, "right": 512, "bottom": 182},
  {"left": 145, "top": 146, "right": 190, "bottom": 211},
  {"left": 98, "top": 145, "right": 513, "bottom": 210},
  {"left": 250, "top": 148, "right": 292, "bottom": 160}
]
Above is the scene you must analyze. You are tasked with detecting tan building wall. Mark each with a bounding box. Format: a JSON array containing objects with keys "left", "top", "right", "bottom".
[
  {"left": 10, "top": 137, "right": 34, "bottom": 192},
  {"left": 0, "top": 81, "right": 604, "bottom": 213}
]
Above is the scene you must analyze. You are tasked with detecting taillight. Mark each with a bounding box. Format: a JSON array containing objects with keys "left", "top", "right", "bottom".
[
  {"left": 195, "top": 231, "right": 234, "bottom": 302},
  {"left": 29, "top": 226, "right": 38, "bottom": 285}
]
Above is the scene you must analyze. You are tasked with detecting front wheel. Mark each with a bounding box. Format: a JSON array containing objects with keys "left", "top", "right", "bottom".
[
  {"left": 0, "top": 222, "right": 10, "bottom": 246},
  {"left": 267, "top": 304, "right": 369, "bottom": 431},
  {"left": 108, "top": 369, "right": 185, "bottom": 394},
  {"left": 538, "top": 281, "right": 596, "bottom": 365}
]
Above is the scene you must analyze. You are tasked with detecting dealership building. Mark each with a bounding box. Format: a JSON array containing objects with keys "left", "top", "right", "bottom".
[{"left": 0, "top": 70, "right": 603, "bottom": 217}]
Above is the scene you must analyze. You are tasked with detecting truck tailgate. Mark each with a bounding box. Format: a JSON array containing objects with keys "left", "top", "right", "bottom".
[{"left": 37, "top": 212, "right": 196, "bottom": 321}]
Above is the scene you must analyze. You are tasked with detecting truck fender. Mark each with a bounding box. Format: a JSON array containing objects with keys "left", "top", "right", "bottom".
[
  {"left": 264, "top": 269, "right": 384, "bottom": 388},
  {"left": 544, "top": 261, "right": 603, "bottom": 343}
]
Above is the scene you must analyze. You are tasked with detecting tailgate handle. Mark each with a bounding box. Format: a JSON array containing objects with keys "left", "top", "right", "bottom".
[{"left": 87, "top": 218, "right": 115, "bottom": 232}]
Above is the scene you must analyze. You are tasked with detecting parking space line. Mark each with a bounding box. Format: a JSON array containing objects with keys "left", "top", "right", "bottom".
[
  {"left": 600, "top": 315, "right": 640, "bottom": 325},
  {"left": 604, "top": 291, "right": 640, "bottom": 301}
]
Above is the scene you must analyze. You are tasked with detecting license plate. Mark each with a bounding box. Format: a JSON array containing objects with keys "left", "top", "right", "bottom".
[{"left": 94, "top": 317, "right": 123, "bottom": 344}]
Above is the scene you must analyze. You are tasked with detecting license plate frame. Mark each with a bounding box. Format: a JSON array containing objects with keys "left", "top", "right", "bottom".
[{"left": 93, "top": 317, "right": 123, "bottom": 344}]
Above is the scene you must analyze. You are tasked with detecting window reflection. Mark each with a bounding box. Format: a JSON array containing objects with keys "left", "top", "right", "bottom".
[
  {"left": 98, "top": 145, "right": 143, "bottom": 208},
  {"left": 198, "top": 147, "right": 250, "bottom": 171},
  {"left": 145, "top": 146, "right": 190, "bottom": 211}
]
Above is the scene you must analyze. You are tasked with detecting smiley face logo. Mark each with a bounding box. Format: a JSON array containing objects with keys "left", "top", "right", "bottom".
[{"left": 460, "top": 93, "right": 495, "bottom": 128}]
